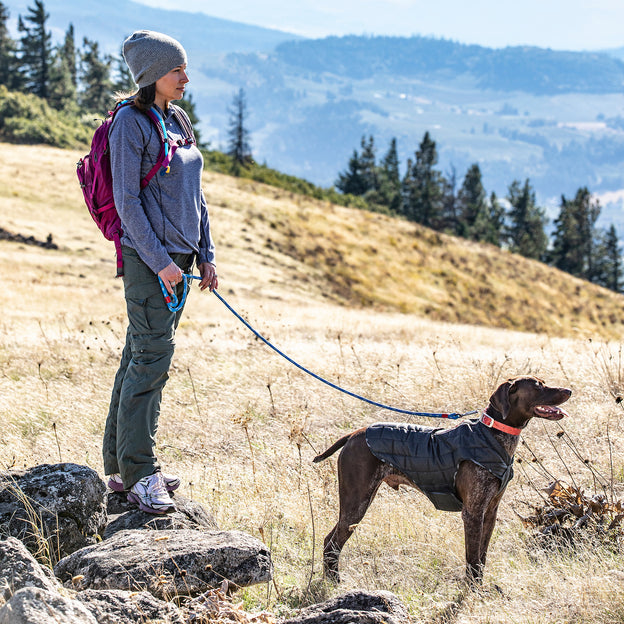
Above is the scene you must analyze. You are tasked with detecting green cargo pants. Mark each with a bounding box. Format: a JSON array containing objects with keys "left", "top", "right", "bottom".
[{"left": 102, "top": 246, "right": 194, "bottom": 489}]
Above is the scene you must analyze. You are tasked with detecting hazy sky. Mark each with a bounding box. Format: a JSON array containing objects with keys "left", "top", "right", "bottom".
[{"left": 133, "top": 0, "right": 624, "bottom": 51}]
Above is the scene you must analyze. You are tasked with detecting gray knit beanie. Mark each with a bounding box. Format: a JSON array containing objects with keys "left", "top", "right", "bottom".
[{"left": 123, "top": 30, "right": 187, "bottom": 88}]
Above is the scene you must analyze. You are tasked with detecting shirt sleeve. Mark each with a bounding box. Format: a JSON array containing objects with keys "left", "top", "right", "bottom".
[{"left": 109, "top": 109, "right": 172, "bottom": 275}]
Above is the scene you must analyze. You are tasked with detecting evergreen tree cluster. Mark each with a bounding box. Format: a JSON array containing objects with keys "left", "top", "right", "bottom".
[
  {"left": 0, "top": 1, "right": 129, "bottom": 115},
  {"left": 0, "top": 0, "right": 202, "bottom": 142},
  {"left": 1, "top": 2, "right": 622, "bottom": 293},
  {"left": 335, "top": 132, "right": 623, "bottom": 293}
]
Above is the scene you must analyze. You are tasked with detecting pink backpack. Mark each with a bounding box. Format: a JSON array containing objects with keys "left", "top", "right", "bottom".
[{"left": 76, "top": 100, "right": 195, "bottom": 276}]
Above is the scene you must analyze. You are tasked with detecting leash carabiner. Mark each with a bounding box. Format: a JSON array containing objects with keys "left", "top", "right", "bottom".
[{"left": 158, "top": 273, "right": 201, "bottom": 312}]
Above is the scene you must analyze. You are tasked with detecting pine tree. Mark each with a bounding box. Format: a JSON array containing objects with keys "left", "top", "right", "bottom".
[
  {"left": 48, "top": 25, "right": 76, "bottom": 111},
  {"left": 456, "top": 163, "right": 490, "bottom": 242},
  {"left": 79, "top": 37, "right": 113, "bottom": 113},
  {"left": 549, "top": 194, "right": 584, "bottom": 276},
  {"left": 227, "top": 87, "right": 252, "bottom": 174},
  {"left": 401, "top": 131, "right": 444, "bottom": 227},
  {"left": 377, "top": 137, "right": 402, "bottom": 213},
  {"left": 440, "top": 166, "right": 458, "bottom": 234},
  {"left": 549, "top": 187, "right": 601, "bottom": 281},
  {"left": 359, "top": 135, "right": 378, "bottom": 193},
  {"left": 574, "top": 187, "right": 601, "bottom": 282},
  {"left": 506, "top": 179, "right": 548, "bottom": 260},
  {"left": 17, "top": 0, "right": 52, "bottom": 99},
  {"left": 595, "top": 224, "right": 623, "bottom": 292},
  {"left": 335, "top": 149, "right": 367, "bottom": 195},
  {"left": 487, "top": 191, "right": 505, "bottom": 247},
  {"left": 0, "top": 2, "right": 21, "bottom": 90},
  {"left": 62, "top": 24, "right": 77, "bottom": 88}
]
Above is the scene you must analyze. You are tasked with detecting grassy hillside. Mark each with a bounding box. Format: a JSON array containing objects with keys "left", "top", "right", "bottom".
[
  {"left": 2, "top": 143, "right": 624, "bottom": 623},
  {"left": 3, "top": 144, "right": 622, "bottom": 340}
]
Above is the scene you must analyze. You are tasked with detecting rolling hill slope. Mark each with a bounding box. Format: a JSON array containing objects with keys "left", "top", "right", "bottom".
[{"left": 1, "top": 142, "right": 622, "bottom": 340}]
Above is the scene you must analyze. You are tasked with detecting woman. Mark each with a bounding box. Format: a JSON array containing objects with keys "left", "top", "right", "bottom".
[{"left": 102, "top": 30, "right": 217, "bottom": 514}]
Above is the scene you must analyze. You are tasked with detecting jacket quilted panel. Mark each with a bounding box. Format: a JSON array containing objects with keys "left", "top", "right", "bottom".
[{"left": 365, "top": 420, "right": 514, "bottom": 511}]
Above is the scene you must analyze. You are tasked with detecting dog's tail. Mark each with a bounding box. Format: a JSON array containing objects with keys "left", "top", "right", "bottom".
[{"left": 313, "top": 428, "right": 365, "bottom": 462}]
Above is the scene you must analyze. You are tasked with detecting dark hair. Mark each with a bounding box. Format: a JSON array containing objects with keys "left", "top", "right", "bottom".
[
  {"left": 134, "top": 84, "right": 156, "bottom": 111},
  {"left": 114, "top": 83, "right": 156, "bottom": 111}
]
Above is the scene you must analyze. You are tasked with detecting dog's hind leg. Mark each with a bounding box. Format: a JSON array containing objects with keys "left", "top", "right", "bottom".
[{"left": 323, "top": 433, "right": 385, "bottom": 583}]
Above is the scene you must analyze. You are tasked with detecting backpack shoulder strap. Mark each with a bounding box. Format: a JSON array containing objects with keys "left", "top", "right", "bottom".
[
  {"left": 108, "top": 99, "right": 136, "bottom": 123},
  {"left": 170, "top": 104, "right": 196, "bottom": 145},
  {"left": 136, "top": 104, "right": 196, "bottom": 189},
  {"left": 135, "top": 106, "right": 171, "bottom": 189},
  {"left": 143, "top": 106, "right": 167, "bottom": 143}
]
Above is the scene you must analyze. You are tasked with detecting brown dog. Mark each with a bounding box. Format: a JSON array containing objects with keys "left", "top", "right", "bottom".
[{"left": 314, "top": 376, "right": 571, "bottom": 584}]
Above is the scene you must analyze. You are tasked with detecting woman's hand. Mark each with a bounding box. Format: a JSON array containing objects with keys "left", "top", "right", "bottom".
[
  {"left": 158, "top": 262, "right": 183, "bottom": 294},
  {"left": 198, "top": 262, "right": 218, "bottom": 292}
]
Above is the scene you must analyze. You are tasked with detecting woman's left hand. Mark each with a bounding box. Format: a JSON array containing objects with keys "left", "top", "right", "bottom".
[{"left": 198, "top": 262, "right": 218, "bottom": 292}]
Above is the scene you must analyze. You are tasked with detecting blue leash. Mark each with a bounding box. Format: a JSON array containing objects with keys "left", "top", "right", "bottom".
[
  {"left": 160, "top": 274, "right": 477, "bottom": 419},
  {"left": 158, "top": 273, "right": 199, "bottom": 313}
]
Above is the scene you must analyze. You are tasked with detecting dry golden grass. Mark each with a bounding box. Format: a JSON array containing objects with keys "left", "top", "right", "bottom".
[{"left": 2, "top": 143, "right": 624, "bottom": 622}]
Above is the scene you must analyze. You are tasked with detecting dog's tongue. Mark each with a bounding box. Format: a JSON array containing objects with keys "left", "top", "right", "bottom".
[{"left": 534, "top": 405, "right": 568, "bottom": 420}]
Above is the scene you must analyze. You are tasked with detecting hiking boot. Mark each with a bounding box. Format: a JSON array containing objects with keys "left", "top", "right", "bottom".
[
  {"left": 127, "top": 472, "right": 176, "bottom": 514},
  {"left": 108, "top": 471, "right": 181, "bottom": 493}
]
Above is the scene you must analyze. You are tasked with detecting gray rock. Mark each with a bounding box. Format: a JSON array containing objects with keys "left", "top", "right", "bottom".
[
  {"left": 75, "top": 588, "right": 185, "bottom": 624},
  {"left": 0, "top": 537, "right": 59, "bottom": 601},
  {"left": 55, "top": 528, "right": 273, "bottom": 599},
  {"left": 0, "top": 463, "right": 107, "bottom": 562},
  {"left": 280, "top": 590, "right": 411, "bottom": 624},
  {"left": 104, "top": 492, "right": 218, "bottom": 539},
  {"left": 0, "top": 587, "right": 97, "bottom": 624}
]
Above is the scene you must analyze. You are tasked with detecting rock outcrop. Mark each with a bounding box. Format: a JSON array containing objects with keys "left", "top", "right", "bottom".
[
  {"left": 55, "top": 528, "right": 274, "bottom": 599},
  {"left": 280, "top": 590, "right": 411, "bottom": 624},
  {"left": 0, "top": 537, "right": 59, "bottom": 601},
  {"left": 0, "top": 463, "right": 107, "bottom": 561},
  {"left": 0, "top": 587, "right": 97, "bottom": 624},
  {"left": 0, "top": 463, "right": 412, "bottom": 623},
  {"left": 75, "top": 588, "right": 185, "bottom": 624},
  {"left": 103, "top": 492, "right": 218, "bottom": 539}
]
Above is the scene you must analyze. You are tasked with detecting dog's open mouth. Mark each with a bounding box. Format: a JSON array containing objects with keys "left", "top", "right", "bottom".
[{"left": 534, "top": 405, "right": 567, "bottom": 420}]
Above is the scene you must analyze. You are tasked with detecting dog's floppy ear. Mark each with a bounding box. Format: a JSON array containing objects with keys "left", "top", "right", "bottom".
[{"left": 490, "top": 378, "right": 515, "bottom": 420}]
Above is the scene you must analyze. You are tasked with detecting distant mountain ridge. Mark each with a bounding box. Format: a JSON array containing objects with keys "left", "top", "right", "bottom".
[
  {"left": 6, "top": 0, "right": 301, "bottom": 57},
  {"left": 274, "top": 36, "right": 624, "bottom": 95},
  {"left": 6, "top": 0, "right": 624, "bottom": 231}
]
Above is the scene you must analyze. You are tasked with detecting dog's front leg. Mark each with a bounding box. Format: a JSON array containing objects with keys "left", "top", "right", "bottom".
[
  {"left": 478, "top": 492, "right": 504, "bottom": 571},
  {"left": 461, "top": 504, "right": 485, "bottom": 584},
  {"left": 457, "top": 463, "right": 501, "bottom": 585}
]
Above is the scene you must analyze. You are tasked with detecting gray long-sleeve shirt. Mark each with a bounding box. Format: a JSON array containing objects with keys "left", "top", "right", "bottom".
[{"left": 109, "top": 103, "right": 215, "bottom": 275}]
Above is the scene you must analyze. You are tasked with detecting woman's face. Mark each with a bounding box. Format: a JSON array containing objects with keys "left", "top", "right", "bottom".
[{"left": 154, "top": 64, "right": 189, "bottom": 108}]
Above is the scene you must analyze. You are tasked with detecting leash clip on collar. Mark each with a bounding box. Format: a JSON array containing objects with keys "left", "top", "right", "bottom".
[{"left": 480, "top": 411, "right": 522, "bottom": 436}]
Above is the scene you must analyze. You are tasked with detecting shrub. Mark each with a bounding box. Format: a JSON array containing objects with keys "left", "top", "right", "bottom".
[{"left": 0, "top": 86, "right": 92, "bottom": 148}]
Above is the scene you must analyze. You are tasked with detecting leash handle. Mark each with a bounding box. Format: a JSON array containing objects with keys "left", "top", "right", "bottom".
[{"left": 158, "top": 273, "right": 201, "bottom": 312}]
